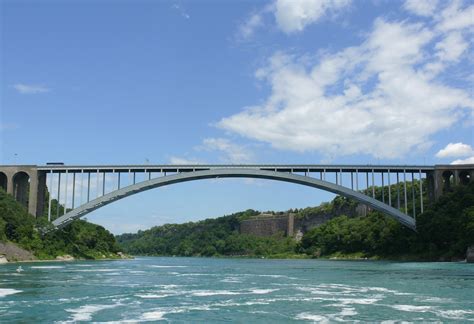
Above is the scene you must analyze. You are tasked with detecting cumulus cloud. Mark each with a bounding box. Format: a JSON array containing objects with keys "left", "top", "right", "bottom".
[
  {"left": 219, "top": 13, "right": 474, "bottom": 159},
  {"left": 436, "top": 142, "right": 474, "bottom": 158},
  {"left": 451, "top": 156, "right": 474, "bottom": 164},
  {"left": 13, "top": 83, "right": 50, "bottom": 94},
  {"left": 274, "top": 0, "right": 351, "bottom": 33},
  {"left": 198, "top": 138, "right": 254, "bottom": 163},
  {"left": 404, "top": 0, "right": 438, "bottom": 16}
]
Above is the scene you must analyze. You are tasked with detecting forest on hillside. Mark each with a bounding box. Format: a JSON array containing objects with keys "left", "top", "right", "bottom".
[
  {"left": 117, "top": 182, "right": 474, "bottom": 261},
  {"left": 0, "top": 189, "right": 121, "bottom": 260}
]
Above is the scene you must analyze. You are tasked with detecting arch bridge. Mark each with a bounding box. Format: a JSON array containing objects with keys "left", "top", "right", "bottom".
[{"left": 0, "top": 164, "right": 473, "bottom": 231}]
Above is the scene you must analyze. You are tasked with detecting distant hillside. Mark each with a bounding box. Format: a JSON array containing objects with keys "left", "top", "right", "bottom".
[
  {"left": 116, "top": 196, "right": 359, "bottom": 257},
  {"left": 0, "top": 189, "right": 121, "bottom": 261},
  {"left": 117, "top": 181, "right": 474, "bottom": 261}
]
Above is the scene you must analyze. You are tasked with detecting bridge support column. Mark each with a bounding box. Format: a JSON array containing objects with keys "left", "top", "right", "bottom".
[{"left": 0, "top": 166, "right": 47, "bottom": 217}]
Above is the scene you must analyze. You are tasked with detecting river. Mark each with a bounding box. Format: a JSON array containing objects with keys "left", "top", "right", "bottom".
[{"left": 0, "top": 257, "right": 473, "bottom": 322}]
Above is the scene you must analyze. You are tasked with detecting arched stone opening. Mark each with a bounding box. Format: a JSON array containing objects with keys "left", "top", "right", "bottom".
[
  {"left": 442, "top": 170, "right": 454, "bottom": 192},
  {"left": 13, "top": 172, "right": 30, "bottom": 209},
  {"left": 459, "top": 171, "right": 471, "bottom": 185},
  {"left": 0, "top": 172, "right": 7, "bottom": 191}
]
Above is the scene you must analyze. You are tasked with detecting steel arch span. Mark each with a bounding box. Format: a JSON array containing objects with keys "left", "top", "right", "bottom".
[{"left": 51, "top": 168, "right": 417, "bottom": 231}]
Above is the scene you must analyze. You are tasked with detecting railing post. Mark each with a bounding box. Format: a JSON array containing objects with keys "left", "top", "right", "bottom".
[
  {"left": 72, "top": 172, "right": 76, "bottom": 209},
  {"left": 57, "top": 172, "right": 61, "bottom": 219},
  {"left": 48, "top": 170, "right": 53, "bottom": 221},
  {"left": 419, "top": 169, "right": 424, "bottom": 214},
  {"left": 404, "top": 169, "right": 408, "bottom": 215},
  {"left": 412, "top": 172, "right": 416, "bottom": 219},
  {"left": 388, "top": 169, "right": 391, "bottom": 207}
]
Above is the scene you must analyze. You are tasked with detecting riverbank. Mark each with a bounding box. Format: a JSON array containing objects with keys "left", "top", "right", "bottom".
[{"left": 0, "top": 240, "right": 132, "bottom": 264}]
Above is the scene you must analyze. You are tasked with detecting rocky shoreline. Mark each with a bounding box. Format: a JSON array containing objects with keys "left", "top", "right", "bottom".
[{"left": 0, "top": 241, "right": 132, "bottom": 264}]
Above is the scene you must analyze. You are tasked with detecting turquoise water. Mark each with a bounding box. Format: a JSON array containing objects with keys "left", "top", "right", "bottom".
[{"left": 0, "top": 257, "right": 473, "bottom": 322}]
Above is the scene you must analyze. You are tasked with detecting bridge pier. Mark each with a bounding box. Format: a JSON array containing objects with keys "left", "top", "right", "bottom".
[
  {"left": 432, "top": 165, "right": 473, "bottom": 200},
  {"left": 0, "top": 166, "right": 44, "bottom": 217}
]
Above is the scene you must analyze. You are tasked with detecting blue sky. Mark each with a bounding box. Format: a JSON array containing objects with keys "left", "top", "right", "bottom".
[{"left": 1, "top": 0, "right": 473, "bottom": 233}]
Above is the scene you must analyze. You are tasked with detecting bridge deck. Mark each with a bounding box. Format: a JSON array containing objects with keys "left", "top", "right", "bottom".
[{"left": 35, "top": 164, "right": 437, "bottom": 173}]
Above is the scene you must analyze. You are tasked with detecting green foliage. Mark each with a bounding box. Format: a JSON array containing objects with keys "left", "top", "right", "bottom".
[
  {"left": 117, "top": 209, "right": 297, "bottom": 257},
  {"left": 299, "top": 213, "right": 415, "bottom": 257},
  {"left": 300, "top": 182, "right": 474, "bottom": 261},
  {"left": 0, "top": 188, "right": 120, "bottom": 260},
  {"left": 416, "top": 182, "right": 474, "bottom": 259}
]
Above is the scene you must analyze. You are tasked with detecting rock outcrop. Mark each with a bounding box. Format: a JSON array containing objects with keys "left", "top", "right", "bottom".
[
  {"left": 55, "top": 255, "right": 74, "bottom": 261},
  {"left": 0, "top": 242, "right": 36, "bottom": 262}
]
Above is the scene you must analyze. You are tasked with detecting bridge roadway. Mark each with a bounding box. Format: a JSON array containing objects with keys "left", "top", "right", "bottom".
[{"left": 1, "top": 164, "right": 473, "bottom": 232}]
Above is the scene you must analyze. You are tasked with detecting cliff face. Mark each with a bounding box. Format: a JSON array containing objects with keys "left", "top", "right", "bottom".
[
  {"left": 239, "top": 198, "right": 368, "bottom": 238},
  {"left": 240, "top": 214, "right": 294, "bottom": 237},
  {"left": 295, "top": 203, "right": 367, "bottom": 234}
]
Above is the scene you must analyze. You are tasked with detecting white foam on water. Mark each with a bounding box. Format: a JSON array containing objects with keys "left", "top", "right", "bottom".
[
  {"left": 129, "top": 270, "right": 146, "bottom": 274},
  {"left": 73, "top": 269, "right": 116, "bottom": 272},
  {"left": 135, "top": 294, "right": 171, "bottom": 299},
  {"left": 437, "top": 309, "right": 474, "bottom": 320},
  {"left": 366, "top": 286, "right": 414, "bottom": 296},
  {"left": 296, "top": 287, "right": 336, "bottom": 295},
  {"left": 250, "top": 289, "right": 279, "bottom": 294},
  {"left": 338, "top": 298, "right": 381, "bottom": 305},
  {"left": 191, "top": 290, "right": 241, "bottom": 296},
  {"left": 220, "top": 276, "right": 241, "bottom": 283},
  {"left": 30, "top": 266, "right": 64, "bottom": 269},
  {"left": 155, "top": 284, "right": 182, "bottom": 289},
  {"left": 257, "top": 274, "right": 298, "bottom": 280},
  {"left": 390, "top": 305, "right": 434, "bottom": 312},
  {"left": 66, "top": 303, "right": 120, "bottom": 321},
  {"left": 415, "top": 296, "right": 453, "bottom": 303},
  {"left": 0, "top": 288, "right": 22, "bottom": 297},
  {"left": 295, "top": 313, "right": 331, "bottom": 323},
  {"left": 177, "top": 273, "right": 217, "bottom": 276},
  {"left": 339, "top": 307, "right": 358, "bottom": 316},
  {"left": 74, "top": 264, "right": 93, "bottom": 267},
  {"left": 141, "top": 311, "right": 166, "bottom": 321},
  {"left": 149, "top": 265, "right": 188, "bottom": 268}
]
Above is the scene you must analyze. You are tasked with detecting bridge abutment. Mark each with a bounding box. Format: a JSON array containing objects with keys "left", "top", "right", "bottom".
[
  {"left": 432, "top": 165, "right": 473, "bottom": 200},
  {"left": 0, "top": 166, "right": 43, "bottom": 217}
]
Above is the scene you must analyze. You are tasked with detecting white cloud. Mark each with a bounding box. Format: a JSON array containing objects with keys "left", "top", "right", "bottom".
[
  {"left": 436, "top": 142, "right": 474, "bottom": 158},
  {"left": 239, "top": 13, "right": 264, "bottom": 39},
  {"left": 13, "top": 83, "right": 50, "bottom": 94},
  {"left": 169, "top": 156, "right": 201, "bottom": 164},
  {"left": 451, "top": 156, "right": 474, "bottom": 164},
  {"left": 404, "top": 0, "right": 438, "bottom": 16},
  {"left": 218, "top": 18, "right": 474, "bottom": 159},
  {"left": 436, "top": 0, "right": 474, "bottom": 32},
  {"left": 198, "top": 138, "right": 254, "bottom": 163},
  {"left": 172, "top": 4, "right": 190, "bottom": 19},
  {"left": 274, "top": 0, "right": 351, "bottom": 33},
  {"left": 435, "top": 31, "right": 468, "bottom": 62}
]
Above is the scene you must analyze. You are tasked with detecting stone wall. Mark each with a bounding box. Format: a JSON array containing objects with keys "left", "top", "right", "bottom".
[
  {"left": 240, "top": 203, "right": 369, "bottom": 238},
  {"left": 240, "top": 214, "right": 294, "bottom": 237}
]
